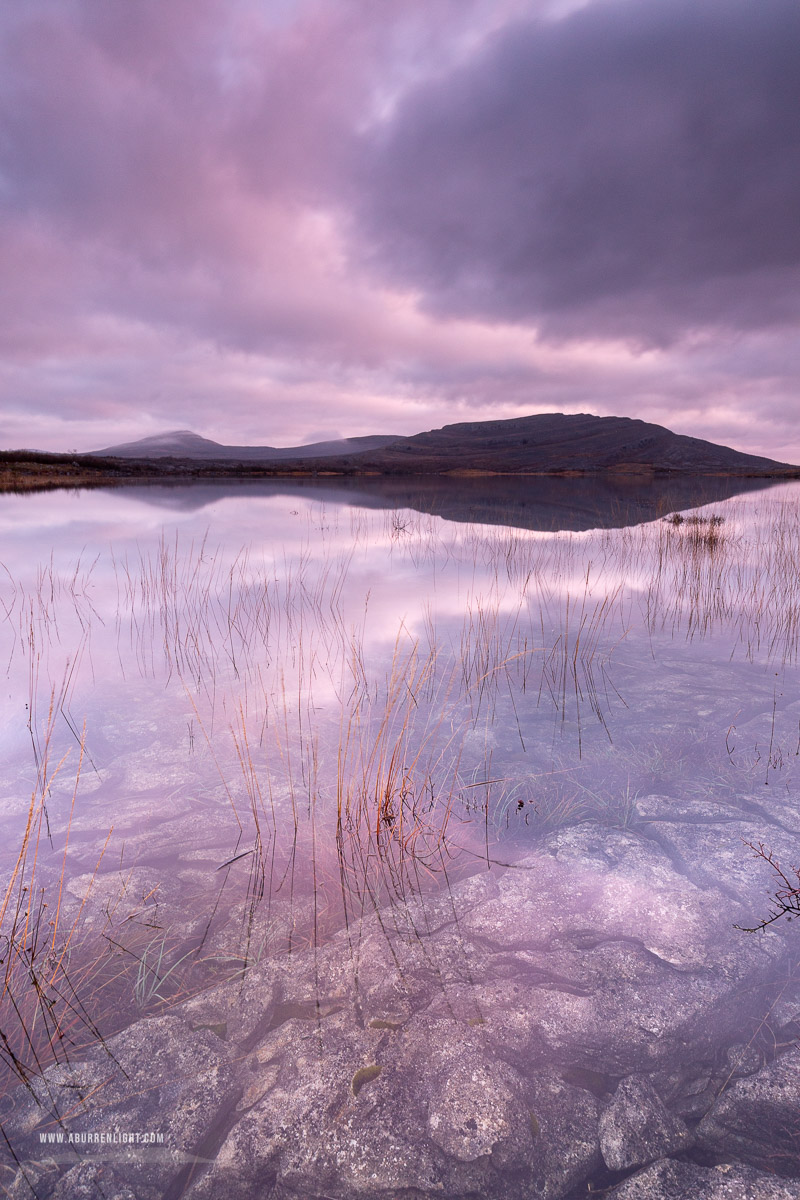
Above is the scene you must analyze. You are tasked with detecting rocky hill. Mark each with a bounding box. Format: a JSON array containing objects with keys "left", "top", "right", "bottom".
[
  {"left": 295, "top": 413, "right": 789, "bottom": 475},
  {"left": 3, "top": 413, "right": 795, "bottom": 494},
  {"left": 90, "top": 413, "right": 791, "bottom": 476}
]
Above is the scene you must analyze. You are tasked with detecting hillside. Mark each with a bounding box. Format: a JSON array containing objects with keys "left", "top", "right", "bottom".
[
  {"left": 91, "top": 430, "right": 400, "bottom": 460},
  {"left": 90, "top": 413, "right": 790, "bottom": 475},
  {"left": 2, "top": 413, "right": 795, "bottom": 494},
  {"left": 294, "top": 413, "right": 789, "bottom": 475}
]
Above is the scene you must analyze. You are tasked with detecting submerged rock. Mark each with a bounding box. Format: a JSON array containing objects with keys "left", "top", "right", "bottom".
[
  {"left": 3, "top": 822, "right": 799, "bottom": 1199},
  {"left": 599, "top": 1075, "right": 692, "bottom": 1170},
  {"left": 182, "top": 1015, "right": 598, "bottom": 1200},
  {"left": 49, "top": 1163, "right": 144, "bottom": 1200},
  {"left": 696, "top": 1044, "right": 800, "bottom": 1175},
  {"left": 724, "top": 1040, "right": 763, "bottom": 1078},
  {"left": 5, "top": 1015, "right": 238, "bottom": 1195},
  {"left": 609, "top": 1157, "right": 800, "bottom": 1198},
  {"left": 525, "top": 1072, "right": 600, "bottom": 1200},
  {"left": 2, "top": 1160, "right": 62, "bottom": 1200}
]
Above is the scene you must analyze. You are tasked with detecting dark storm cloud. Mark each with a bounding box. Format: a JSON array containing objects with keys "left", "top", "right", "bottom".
[{"left": 355, "top": 0, "right": 800, "bottom": 343}]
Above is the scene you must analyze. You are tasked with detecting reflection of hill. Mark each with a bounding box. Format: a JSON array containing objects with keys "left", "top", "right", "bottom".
[{"left": 110, "top": 474, "right": 784, "bottom": 532}]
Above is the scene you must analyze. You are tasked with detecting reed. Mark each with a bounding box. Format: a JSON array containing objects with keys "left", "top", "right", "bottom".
[
  {"left": 4, "top": 488, "right": 800, "bottom": 1120},
  {"left": 0, "top": 691, "right": 113, "bottom": 1111}
]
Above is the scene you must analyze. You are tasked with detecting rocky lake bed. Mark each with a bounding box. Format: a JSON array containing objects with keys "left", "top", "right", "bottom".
[{"left": 4, "top": 794, "right": 800, "bottom": 1199}]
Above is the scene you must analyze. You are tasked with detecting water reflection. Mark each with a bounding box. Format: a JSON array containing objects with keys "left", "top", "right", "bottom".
[
  {"left": 111, "top": 470, "right": 783, "bottom": 529},
  {"left": 1, "top": 480, "right": 800, "bottom": 1194}
]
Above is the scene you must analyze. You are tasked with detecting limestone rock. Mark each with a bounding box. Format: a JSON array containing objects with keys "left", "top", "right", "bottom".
[
  {"left": 630, "top": 809, "right": 800, "bottom": 915},
  {"left": 183, "top": 1015, "right": 599, "bottom": 1200},
  {"left": 50, "top": 1163, "right": 145, "bottom": 1199},
  {"left": 3, "top": 820, "right": 797, "bottom": 1200},
  {"left": 2, "top": 1160, "right": 61, "bottom": 1200},
  {"left": 526, "top": 1072, "right": 600, "bottom": 1200},
  {"left": 724, "top": 1041, "right": 763, "bottom": 1078},
  {"left": 599, "top": 1075, "right": 692, "bottom": 1170},
  {"left": 425, "top": 1047, "right": 531, "bottom": 1165},
  {"left": 697, "top": 1044, "right": 800, "bottom": 1174},
  {"left": 768, "top": 981, "right": 800, "bottom": 1032},
  {"left": 7, "top": 1015, "right": 237, "bottom": 1195},
  {"left": 609, "top": 1157, "right": 800, "bottom": 1198}
]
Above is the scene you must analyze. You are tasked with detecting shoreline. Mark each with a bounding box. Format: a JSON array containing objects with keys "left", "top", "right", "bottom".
[{"left": 3, "top": 456, "right": 800, "bottom": 495}]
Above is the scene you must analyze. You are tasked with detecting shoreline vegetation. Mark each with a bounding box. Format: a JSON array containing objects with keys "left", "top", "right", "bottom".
[{"left": 2, "top": 451, "right": 800, "bottom": 496}]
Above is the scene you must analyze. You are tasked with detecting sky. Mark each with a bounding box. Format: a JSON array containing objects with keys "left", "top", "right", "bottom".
[{"left": 1, "top": 0, "right": 800, "bottom": 459}]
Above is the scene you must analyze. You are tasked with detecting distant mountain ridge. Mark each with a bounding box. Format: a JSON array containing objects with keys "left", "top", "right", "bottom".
[
  {"left": 91, "top": 413, "right": 792, "bottom": 476},
  {"left": 92, "top": 430, "right": 400, "bottom": 460}
]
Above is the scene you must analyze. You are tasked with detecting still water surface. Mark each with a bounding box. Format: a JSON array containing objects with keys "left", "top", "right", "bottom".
[{"left": 2, "top": 477, "right": 800, "bottom": 1191}]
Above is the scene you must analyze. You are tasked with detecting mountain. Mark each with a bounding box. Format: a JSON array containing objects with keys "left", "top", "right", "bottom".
[
  {"left": 4, "top": 413, "right": 795, "bottom": 496},
  {"left": 95, "top": 413, "right": 790, "bottom": 475},
  {"left": 309, "top": 413, "right": 789, "bottom": 475},
  {"left": 91, "top": 429, "right": 401, "bottom": 460}
]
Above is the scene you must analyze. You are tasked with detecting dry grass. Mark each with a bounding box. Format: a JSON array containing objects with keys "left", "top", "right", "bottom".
[{"left": 0, "top": 691, "right": 114, "bottom": 1113}]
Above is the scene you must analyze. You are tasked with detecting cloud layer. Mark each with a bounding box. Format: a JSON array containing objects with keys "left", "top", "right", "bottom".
[
  {"left": 356, "top": 0, "right": 800, "bottom": 342},
  {"left": 1, "top": 0, "right": 799, "bottom": 458}
]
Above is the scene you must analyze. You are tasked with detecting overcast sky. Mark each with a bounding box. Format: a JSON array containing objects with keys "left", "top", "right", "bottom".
[{"left": 2, "top": 0, "right": 799, "bottom": 458}]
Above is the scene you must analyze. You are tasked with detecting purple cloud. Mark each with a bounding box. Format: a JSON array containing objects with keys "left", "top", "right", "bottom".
[
  {"left": 0, "top": 0, "right": 799, "bottom": 459},
  {"left": 354, "top": 0, "right": 800, "bottom": 344}
]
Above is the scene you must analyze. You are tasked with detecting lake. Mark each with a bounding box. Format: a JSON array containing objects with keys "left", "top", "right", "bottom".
[{"left": 2, "top": 477, "right": 800, "bottom": 1199}]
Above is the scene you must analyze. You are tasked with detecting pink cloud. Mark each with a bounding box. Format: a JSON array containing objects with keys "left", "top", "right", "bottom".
[{"left": 0, "top": 0, "right": 798, "bottom": 461}]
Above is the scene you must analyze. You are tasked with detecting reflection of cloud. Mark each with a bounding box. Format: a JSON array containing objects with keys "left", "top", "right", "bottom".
[{"left": 0, "top": 1, "right": 799, "bottom": 459}]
